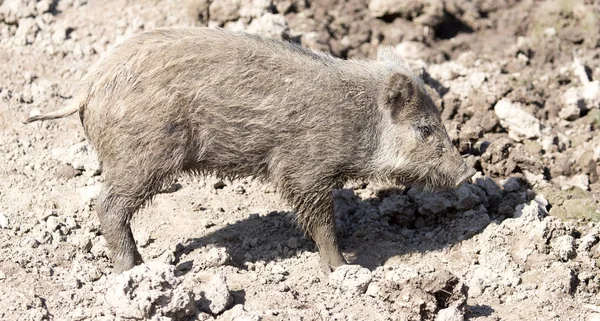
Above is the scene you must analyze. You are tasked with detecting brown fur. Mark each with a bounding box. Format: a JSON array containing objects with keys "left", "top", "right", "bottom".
[{"left": 25, "top": 27, "right": 474, "bottom": 273}]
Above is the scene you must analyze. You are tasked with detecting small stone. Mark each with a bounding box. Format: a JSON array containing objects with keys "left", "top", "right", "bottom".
[
  {"left": 204, "top": 274, "right": 232, "bottom": 315},
  {"left": 365, "top": 282, "right": 380, "bottom": 297},
  {"left": 502, "top": 177, "right": 521, "bottom": 192},
  {"left": 544, "top": 27, "right": 556, "bottom": 37},
  {"left": 246, "top": 13, "right": 288, "bottom": 39},
  {"left": 70, "top": 233, "right": 93, "bottom": 252},
  {"left": 213, "top": 180, "right": 226, "bottom": 189},
  {"left": 137, "top": 231, "right": 151, "bottom": 248},
  {"left": 0, "top": 212, "right": 8, "bottom": 229},
  {"left": 104, "top": 262, "right": 196, "bottom": 319},
  {"left": 234, "top": 185, "right": 246, "bottom": 194},
  {"left": 551, "top": 235, "right": 576, "bottom": 261},
  {"left": 46, "top": 216, "right": 60, "bottom": 232},
  {"left": 209, "top": 0, "right": 241, "bottom": 23},
  {"left": 469, "top": 72, "right": 486, "bottom": 89},
  {"left": 90, "top": 236, "right": 108, "bottom": 257},
  {"left": 51, "top": 26, "right": 68, "bottom": 44},
  {"left": 513, "top": 201, "right": 544, "bottom": 222},
  {"left": 36, "top": 230, "right": 53, "bottom": 244},
  {"left": 436, "top": 306, "right": 464, "bottom": 321},
  {"left": 55, "top": 163, "right": 80, "bottom": 179},
  {"left": 286, "top": 237, "right": 299, "bottom": 249},
  {"left": 328, "top": 265, "right": 372, "bottom": 295},
  {"left": 577, "top": 228, "right": 599, "bottom": 253},
  {"left": 271, "top": 263, "right": 287, "bottom": 275},
  {"left": 239, "top": 0, "right": 272, "bottom": 18},
  {"left": 80, "top": 184, "right": 102, "bottom": 205},
  {"left": 25, "top": 238, "right": 40, "bottom": 248},
  {"left": 395, "top": 41, "right": 429, "bottom": 61},
  {"left": 233, "top": 314, "right": 262, "bottom": 321},
  {"left": 567, "top": 174, "right": 590, "bottom": 191},
  {"left": 200, "top": 246, "right": 230, "bottom": 268},
  {"left": 494, "top": 98, "right": 541, "bottom": 141},
  {"left": 560, "top": 87, "right": 584, "bottom": 120},
  {"left": 0, "top": 270, "right": 6, "bottom": 280}
]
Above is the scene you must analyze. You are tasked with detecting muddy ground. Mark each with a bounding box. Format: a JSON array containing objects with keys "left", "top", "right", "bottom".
[{"left": 1, "top": 0, "right": 599, "bottom": 320}]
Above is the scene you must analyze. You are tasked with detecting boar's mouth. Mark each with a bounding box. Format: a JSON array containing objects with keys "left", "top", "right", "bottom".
[{"left": 455, "top": 167, "right": 476, "bottom": 187}]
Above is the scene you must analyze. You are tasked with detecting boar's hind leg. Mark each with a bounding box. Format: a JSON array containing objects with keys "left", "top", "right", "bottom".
[
  {"left": 292, "top": 189, "right": 347, "bottom": 274},
  {"left": 96, "top": 185, "right": 146, "bottom": 273}
]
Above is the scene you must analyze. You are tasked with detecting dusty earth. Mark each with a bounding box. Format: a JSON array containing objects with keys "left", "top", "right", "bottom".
[{"left": 1, "top": 0, "right": 600, "bottom": 320}]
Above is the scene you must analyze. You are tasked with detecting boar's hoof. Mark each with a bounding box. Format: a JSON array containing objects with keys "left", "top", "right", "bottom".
[
  {"left": 113, "top": 251, "right": 144, "bottom": 273},
  {"left": 320, "top": 256, "right": 347, "bottom": 275}
]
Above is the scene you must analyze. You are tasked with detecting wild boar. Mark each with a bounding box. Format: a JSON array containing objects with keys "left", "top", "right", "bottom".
[{"left": 24, "top": 27, "right": 475, "bottom": 273}]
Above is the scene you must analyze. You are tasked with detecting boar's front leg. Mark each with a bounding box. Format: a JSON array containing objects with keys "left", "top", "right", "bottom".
[{"left": 289, "top": 188, "right": 347, "bottom": 274}]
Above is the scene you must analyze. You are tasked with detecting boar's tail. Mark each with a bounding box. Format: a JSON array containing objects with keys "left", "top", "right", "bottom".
[{"left": 22, "top": 94, "right": 86, "bottom": 124}]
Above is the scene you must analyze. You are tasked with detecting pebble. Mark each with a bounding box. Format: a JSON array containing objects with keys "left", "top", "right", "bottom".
[
  {"left": 46, "top": 216, "right": 60, "bottom": 232},
  {"left": 0, "top": 212, "right": 8, "bottom": 229},
  {"left": 328, "top": 265, "right": 372, "bottom": 295},
  {"left": 436, "top": 306, "right": 464, "bottom": 321},
  {"left": 204, "top": 274, "right": 232, "bottom": 315},
  {"left": 0, "top": 270, "right": 6, "bottom": 280},
  {"left": 494, "top": 98, "right": 541, "bottom": 141},
  {"left": 551, "top": 235, "right": 576, "bottom": 261}
]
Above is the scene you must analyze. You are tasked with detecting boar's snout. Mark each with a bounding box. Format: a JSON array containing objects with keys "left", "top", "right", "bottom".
[{"left": 456, "top": 162, "right": 476, "bottom": 187}]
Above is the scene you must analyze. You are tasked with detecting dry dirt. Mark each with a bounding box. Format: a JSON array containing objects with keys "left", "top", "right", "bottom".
[{"left": 1, "top": 0, "right": 600, "bottom": 320}]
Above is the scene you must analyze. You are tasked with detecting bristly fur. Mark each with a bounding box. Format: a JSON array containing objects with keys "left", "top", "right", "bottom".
[{"left": 25, "top": 27, "right": 470, "bottom": 273}]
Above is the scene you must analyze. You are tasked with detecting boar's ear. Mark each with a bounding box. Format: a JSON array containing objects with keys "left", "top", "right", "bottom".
[{"left": 381, "top": 72, "right": 414, "bottom": 109}]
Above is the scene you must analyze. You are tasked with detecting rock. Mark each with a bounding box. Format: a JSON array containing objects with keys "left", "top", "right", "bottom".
[
  {"left": 0, "top": 212, "right": 8, "bottom": 229},
  {"left": 551, "top": 235, "right": 576, "bottom": 261},
  {"left": 198, "top": 246, "right": 230, "bottom": 268},
  {"left": 453, "top": 184, "right": 481, "bottom": 211},
  {"left": 368, "top": 0, "right": 424, "bottom": 18},
  {"left": 378, "top": 194, "right": 415, "bottom": 227},
  {"left": 50, "top": 142, "right": 102, "bottom": 176},
  {"left": 90, "top": 236, "right": 108, "bottom": 257},
  {"left": 395, "top": 41, "right": 429, "bottom": 61},
  {"left": 365, "top": 282, "right": 380, "bottom": 297},
  {"left": 494, "top": 98, "right": 541, "bottom": 141},
  {"left": 103, "top": 262, "right": 196, "bottom": 320},
  {"left": 473, "top": 173, "right": 502, "bottom": 197},
  {"left": 436, "top": 306, "right": 464, "bottom": 321},
  {"left": 550, "top": 198, "right": 600, "bottom": 221},
  {"left": 213, "top": 180, "right": 226, "bottom": 189},
  {"left": 567, "top": 174, "right": 590, "bottom": 191},
  {"left": 203, "top": 273, "right": 232, "bottom": 315},
  {"left": 410, "top": 191, "right": 453, "bottom": 216},
  {"left": 0, "top": 270, "right": 6, "bottom": 280},
  {"left": 51, "top": 25, "right": 69, "bottom": 44},
  {"left": 15, "top": 17, "right": 39, "bottom": 45},
  {"left": 69, "top": 233, "right": 93, "bottom": 252},
  {"left": 239, "top": 0, "right": 272, "bottom": 19},
  {"left": 560, "top": 87, "right": 584, "bottom": 120},
  {"left": 45, "top": 216, "right": 60, "bottom": 232},
  {"left": 329, "top": 265, "right": 372, "bottom": 295},
  {"left": 246, "top": 13, "right": 288, "bottom": 39},
  {"left": 55, "top": 163, "right": 80, "bottom": 179},
  {"left": 502, "top": 177, "right": 521, "bottom": 192},
  {"left": 541, "top": 262, "right": 576, "bottom": 294},
  {"left": 209, "top": 0, "right": 242, "bottom": 24},
  {"left": 469, "top": 72, "right": 487, "bottom": 89},
  {"left": 513, "top": 201, "right": 544, "bottom": 222},
  {"left": 136, "top": 230, "right": 151, "bottom": 247},
  {"left": 80, "top": 184, "right": 102, "bottom": 205},
  {"left": 577, "top": 228, "right": 599, "bottom": 253},
  {"left": 233, "top": 314, "right": 262, "bottom": 321},
  {"left": 286, "top": 237, "right": 299, "bottom": 249}
]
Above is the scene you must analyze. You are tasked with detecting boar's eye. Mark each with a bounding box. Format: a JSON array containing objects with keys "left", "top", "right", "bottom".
[{"left": 416, "top": 125, "right": 434, "bottom": 140}]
